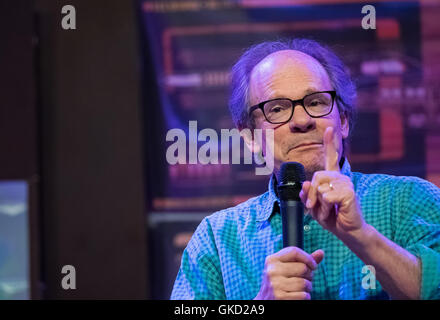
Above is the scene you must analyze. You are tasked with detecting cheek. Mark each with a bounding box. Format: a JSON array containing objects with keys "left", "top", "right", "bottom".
[
  {"left": 316, "top": 117, "right": 344, "bottom": 151},
  {"left": 318, "top": 113, "right": 337, "bottom": 126},
  {"left": 254, "top": 123, "right": 285, "bottom": 158},
  {"left": 270, "top": 126, "right": 291, "bottom": 156},
  {"left": 317, "top": 115, "right": 342, "bottom": 136},
  {"left": 261, "top": 126, "right": 277, "bottom": 153}
]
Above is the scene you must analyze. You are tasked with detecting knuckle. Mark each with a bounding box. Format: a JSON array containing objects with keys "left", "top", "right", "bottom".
[
  {"left": 299, "top": 263, "right": 308, "bottom": 276},
  {"left": 265, "top": 256, "right": 273, "bottom": 265},
  {"left": 269, "top": 277, "right": 280, "bottom": 289},
  {"left": 274, "top": 290, "right": 285, "bottom": 300},
  {"left": 295, "top": 278, "right": 307, "bottom": 291},
  {"left": 288, "top": 247, "right": 298, "bottom": 259},
  {"left": 349, "top": 183, "right": 355, "bottom": 193},
  {"left": 301, "top": 279, "right": 309, "bottom": 291},
  {"left": 265, "top": 254, "right": 276, "bottom": 265},
  {"left": 303, "top": 279, "right": 312, "bottom": 292},
  {"left": 302, "top": 292, "right": 311, "bottom": 300},
  {"left": 314, "top": 171, "right": 322, "bottom": 178},
  {"left": 266, "top": 265, "right": 277, "bottom": 279},
  {"left": 314, "top": 171, "right": 325, "bottom": 180},
  {"left": 348, "top": 189, "right": 355, "bottom": 198},
  {"left": 290, "top": 246, "right": 299, "bottom": 253}
]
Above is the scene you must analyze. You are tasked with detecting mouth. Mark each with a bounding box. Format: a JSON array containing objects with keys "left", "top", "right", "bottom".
[{"left": 291, "top": 143, "right": 323, "bottom": 150}]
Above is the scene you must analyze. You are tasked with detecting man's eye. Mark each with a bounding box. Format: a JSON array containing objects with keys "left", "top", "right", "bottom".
[
  {"left": 309, "top": 99, "right": 325, "bottom": 106},
  {"left": 268, "top": 103, "right": 289, "bottom": 113}
]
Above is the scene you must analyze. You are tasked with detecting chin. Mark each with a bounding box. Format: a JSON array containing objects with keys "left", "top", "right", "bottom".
[
  {"left": 281, "top": 150, "right": 325, "bottom": 180},
  {"left": 303, "top": 162, "right": 324, "bottom": 180}
]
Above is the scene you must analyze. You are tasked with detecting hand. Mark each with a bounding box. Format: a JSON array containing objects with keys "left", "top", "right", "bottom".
[
  {"left": 299, "top": 127, "right": 367, "bottom": 240},
  {"left": 254, "top": 247, "right": 324, "bottom": 300}
]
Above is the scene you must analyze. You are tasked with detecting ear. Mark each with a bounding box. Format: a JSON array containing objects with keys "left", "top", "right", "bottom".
[
  {"left": 340, "top": 112, "right": 350, "bottom": 139},
  {"left": 240, "top": 128, "right": 262, "bottom": 154}
]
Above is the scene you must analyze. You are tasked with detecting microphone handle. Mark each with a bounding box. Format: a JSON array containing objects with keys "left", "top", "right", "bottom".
[{"left": 280, "top": 200, "right": 304, "bottom": 249}]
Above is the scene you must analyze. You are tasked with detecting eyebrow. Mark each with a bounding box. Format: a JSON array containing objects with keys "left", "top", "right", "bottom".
[
  {"left": 269, "top": 87, "right": 322, "bottom": 101},
  {"left": 303, "top": 88, "right": 321, "bottom": 96}
]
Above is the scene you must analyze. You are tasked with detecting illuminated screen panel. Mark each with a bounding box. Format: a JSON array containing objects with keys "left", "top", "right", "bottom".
[
  {"left": 0, "top": 181, "right": 29, "bottom": 299},
  {"left": 139, "top": 1, "right": 427, "bottom": 213}
]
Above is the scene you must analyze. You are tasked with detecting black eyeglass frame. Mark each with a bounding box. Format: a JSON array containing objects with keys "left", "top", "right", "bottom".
[{"left": 248, "top": 90, "right": 337, "bottom": 124}]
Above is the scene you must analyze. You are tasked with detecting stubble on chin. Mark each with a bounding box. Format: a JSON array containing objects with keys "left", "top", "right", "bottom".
[
  {"left": 304, "top": 162, "right": 324, "bottom": 181},
  {"left": 276, "top": 149, "right": 325, "bottom": 181}
]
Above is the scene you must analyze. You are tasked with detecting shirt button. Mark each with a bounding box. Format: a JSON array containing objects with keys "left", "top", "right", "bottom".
[{"left": 304, "top": 225, "right": 311, "bottom": 232}]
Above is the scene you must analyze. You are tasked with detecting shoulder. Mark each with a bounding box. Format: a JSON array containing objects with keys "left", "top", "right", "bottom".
[
  {"left": 353, "top": 171, "right": 439, "bottom": 193},
  {"left": 352, "top": 171, "right": 406, "bottom": 189},
  {"left": 204, "top": 192, "right": 269, "bottom": 232},
  {"left": 352, "top": 171, "right": 440, "bottom": 208},
  {"left": 187, "top": 192, "right": 269, "bottom": 251}
]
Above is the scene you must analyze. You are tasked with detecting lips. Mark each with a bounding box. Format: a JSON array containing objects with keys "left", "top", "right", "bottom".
[{"left": 290, "top": 142, "right": 322, "bottom": 151}]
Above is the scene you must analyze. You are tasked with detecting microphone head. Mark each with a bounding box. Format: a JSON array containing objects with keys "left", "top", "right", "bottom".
[{"left": 277, "top": 162, "right": 305, "bottom": 201}]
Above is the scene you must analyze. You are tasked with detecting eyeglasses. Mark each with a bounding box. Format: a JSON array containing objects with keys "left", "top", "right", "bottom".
[{"left": 248, "top": 91, "right": 337, "bottom": 124}]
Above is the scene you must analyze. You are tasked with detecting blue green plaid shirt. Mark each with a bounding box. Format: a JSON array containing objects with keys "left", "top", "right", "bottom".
[{"left": 171, "top": 159, "right": 440, "bottom": 299}]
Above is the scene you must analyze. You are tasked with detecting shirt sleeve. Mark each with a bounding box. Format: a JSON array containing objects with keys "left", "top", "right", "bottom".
[
  {"left": 170, "top": 217, "right": 226, "bottom": 300},
  {"left": 393, "top": 177, "right": 440, "bottom": 300}
]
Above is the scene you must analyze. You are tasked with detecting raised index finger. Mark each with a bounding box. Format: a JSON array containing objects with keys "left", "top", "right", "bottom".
[{"left": 324, "top": 126, "right": 340, "bottom": 172}]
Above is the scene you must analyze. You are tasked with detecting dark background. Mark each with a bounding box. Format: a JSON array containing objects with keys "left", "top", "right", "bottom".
[{"left": 1, "top": 0, "right": 148, "bottom": 299}]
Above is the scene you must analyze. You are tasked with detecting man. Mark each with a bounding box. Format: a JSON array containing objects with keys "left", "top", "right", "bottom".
[{"left": 170, "top": 39, "right": 440, "bottom": 299}]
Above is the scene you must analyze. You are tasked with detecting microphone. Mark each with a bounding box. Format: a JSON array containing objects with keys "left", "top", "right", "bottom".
[{"left": 277, "top": 162, "right": 306, "bottom": 249}]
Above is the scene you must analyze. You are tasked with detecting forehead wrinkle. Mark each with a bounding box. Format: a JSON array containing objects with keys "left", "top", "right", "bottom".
[{"left": 249, "top": 50, "right": 331, "bottom": 106}]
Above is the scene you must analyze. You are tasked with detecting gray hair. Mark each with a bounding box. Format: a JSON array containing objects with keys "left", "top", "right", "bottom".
[{"left": 229, "top": 38, "right": 357, "bottom": 143}]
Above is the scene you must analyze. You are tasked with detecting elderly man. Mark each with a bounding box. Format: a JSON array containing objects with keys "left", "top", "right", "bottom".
[{"left": 170, "top": 39, "right": 440, "bottom": 300}]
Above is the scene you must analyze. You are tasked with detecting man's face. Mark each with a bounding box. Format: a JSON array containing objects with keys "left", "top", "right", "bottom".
[{"left": 248, "top": 50, "right": 349, "bottom": 177}]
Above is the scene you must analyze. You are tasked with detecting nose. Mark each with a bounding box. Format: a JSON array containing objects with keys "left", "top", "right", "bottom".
[{"left": 288, "top": 104, "right": 316, "bottom": 133}]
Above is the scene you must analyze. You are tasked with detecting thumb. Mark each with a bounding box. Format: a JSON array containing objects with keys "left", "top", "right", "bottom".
[{"left": 311, "top": 249, "right": 325, "bottom": 265}]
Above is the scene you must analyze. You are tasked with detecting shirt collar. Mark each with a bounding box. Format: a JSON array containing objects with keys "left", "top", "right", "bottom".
[
  {"left": 256, "top": 174, "right": 279, "bottom": 222},
  {"left": 340, "top": 156, "right": 352, "bottom": 180},
  {"left": 256, "top": 157, "right": 352, "bottom": 222}
]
